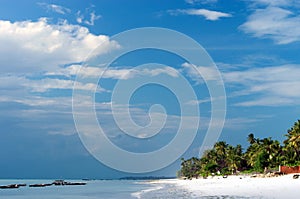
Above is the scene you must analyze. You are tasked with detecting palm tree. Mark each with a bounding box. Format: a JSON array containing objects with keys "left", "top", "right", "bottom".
[
  {"left": 283, "top": 119, "right": 300, "bottom": 164},
  {"left": 214, "top": 141, "right": 228, "bottom": 170},
  {"left": 247, "top": 133, "right": 256, "bottom": 145},
  {"left": 245, "top": 135, "right": 282, "bottom": 171},
  {"left": 226, "top": 145, "right": 243, "bottom": 174}
]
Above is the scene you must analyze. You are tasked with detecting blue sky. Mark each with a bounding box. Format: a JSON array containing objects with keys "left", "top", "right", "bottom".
[{"left": 1, "top": 0, "right": 300, "bottom": 178}]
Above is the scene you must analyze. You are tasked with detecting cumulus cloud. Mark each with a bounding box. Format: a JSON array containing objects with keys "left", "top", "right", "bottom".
[
  {"left": 169, "top": 9, "right": 232, "bottom": 21},
  {"left": 241, "top": 0, "right": 300, "bottom": 44},
  {"left": 0, "top": 18, "right": 119, "bottom": 73}
]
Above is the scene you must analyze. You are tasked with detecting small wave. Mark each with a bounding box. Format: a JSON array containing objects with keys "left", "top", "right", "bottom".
[{"left": 131, "top": 185, "right": 164, "bottom": 199}]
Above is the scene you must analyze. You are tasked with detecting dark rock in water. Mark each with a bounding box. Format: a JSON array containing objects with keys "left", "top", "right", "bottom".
[
  {"left": 1, "top": 180, "right": 86, "bottom": 189},
  {"left": 17, "top": 184, "right": 27, "bottom": 187},
  {"left": 52, "top": 180, "right": 86, "bottom": 186},
  {"left": 64, "top": 182, "right": 86, "bottom": 186},
  {"left": 29, "top": 183, "right": 52, "bottom": 187},
  {"left": 0, "top": 184, "right": 19, "bottom": 189},
  {"left": 293, "top": 174, "right": 299, "bottom": 179},
  {"left": 52, "top": 180, "right": 66, "bottom": 186}
]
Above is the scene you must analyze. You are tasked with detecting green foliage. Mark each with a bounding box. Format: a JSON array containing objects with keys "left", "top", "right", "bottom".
[
  {"left": 282, "top": 119, "right": 300, "bottom": 165},
  {"left": 253, "top": 150, "right": 268, "bottom": 172},
  {"left": 179, "top": 119, "right": 300, "bottom": 178}
]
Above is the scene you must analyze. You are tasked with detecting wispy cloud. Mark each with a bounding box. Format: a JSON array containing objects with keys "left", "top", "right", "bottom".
[
  {"left": 185, "top": 0, "right": 218, "bottom": 5},
  {"left": 76, "top": 10, "right": 101, "bottom": 26},
  {"left": 85, "top": 12, "right": 101, "bottom": 26},
  {"left": 168, "top": 9, "right": 232, "bottom": 21},
  {"left": 181, "top": 62, "right": 222, "bottom": 83},
  {"left": 38, "top": 3, "right": 71, "bottom": 15},
  {"left": 249, "top": 0, "right": 299, "bottom": 7},
  {"left": 48, "top": 64, "right": 179, "bottom": 80},
  {"left": 0, "top": 75, "right": 103, "bottom": 94},
  {"left": 76, "top": 11, "right": 84, "bottom": 23},
  {"left": 241, "top": 1, "right": 300, "bottom": 44},
  {"left": 223, "top": 64, "right": 300, "bottom": 106}
]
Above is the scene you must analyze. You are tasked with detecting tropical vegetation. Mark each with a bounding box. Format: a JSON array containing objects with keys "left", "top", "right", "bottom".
[{"left": 179, "top": 119, "right": 300, "bottom": 179}]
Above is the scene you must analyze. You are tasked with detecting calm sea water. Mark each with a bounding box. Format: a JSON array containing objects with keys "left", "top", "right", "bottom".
[{"left": 0, "top": 179, "right": 253, "bottom": 199}]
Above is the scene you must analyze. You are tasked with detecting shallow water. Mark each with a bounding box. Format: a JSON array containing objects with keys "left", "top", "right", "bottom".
[
  {"left": 0, "top": 179, "right": 149, "bottom": 199},
  {"left": 0, "top": 179, "right": 264, "bottom": 199}
]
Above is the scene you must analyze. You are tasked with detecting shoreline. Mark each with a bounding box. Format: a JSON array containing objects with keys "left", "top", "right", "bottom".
[{"left": 148, "top": 174, "right": 300, "bottom": 198}]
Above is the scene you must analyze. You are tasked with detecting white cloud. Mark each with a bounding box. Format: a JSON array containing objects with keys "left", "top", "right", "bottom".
[
  {"left": 223, "top": 117, "right": 261, "bottom": 130},
  {"left": 47, "top": 64, "right": 179, "bottom": 80},
  {"left": 0, "top": 75, "right": 103, "bottom": 94},
  {"left": 26, "top": 78, "right": 103, "bottom": 93},
  {"left": 169, "top": 9, "right": 232, "bottom": 21},
  {"left": 185, "top": 0, "right": 218, "bottom": 5},
  {"left": 38, "top": 3, "right": 71, "bottom": 15},
  {"left": 234, "top": 97, "right": 295, "bottom": 107},
  {"left": 0, "top": 18, "right": 119, "bottom": 73},
  {"left": 76, "top": 10, "right": 101, "bottom": 26},
  {"left": 241, "top": 3, "right": 300, "bottom": 44},
  {"left": 182, "top": 62, "right": 221, "bottom": 83},
  {"left": 223, "top": 65, "right": 300, "bottom": 106},
  {"left": 250, "top": 0, "right": 298, "bottom": 7},
  {"left": 76, "top": 11, "right": 84, "bottom": 24},
  {"left": 84, "top": 12, "right": 101, "bottom": 26}
]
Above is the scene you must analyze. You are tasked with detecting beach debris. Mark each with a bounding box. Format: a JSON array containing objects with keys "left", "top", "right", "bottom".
[
  {"left": 293, "top": 174, "right": 299, "bottom": 179},
  {"left": 250, "top": 174, "right": 257, "bottom": 178},
  {"left": 274, "top": 171, "right": 284, "bottom": 176}
]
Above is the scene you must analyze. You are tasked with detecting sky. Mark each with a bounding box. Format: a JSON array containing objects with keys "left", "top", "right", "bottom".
[{"left": 1, "top": 0, "right": 300, "bottom": 179}]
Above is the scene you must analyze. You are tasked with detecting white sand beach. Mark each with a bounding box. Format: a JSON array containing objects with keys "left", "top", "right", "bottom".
[{"left": 153, "top": 174, "right": 300, "bottom": 198}]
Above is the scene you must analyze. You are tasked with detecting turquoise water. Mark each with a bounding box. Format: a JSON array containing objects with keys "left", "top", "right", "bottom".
[
  {"left": 0, "top": 179, "right": 151, "bottom": 199},
  {"left": 0, "top": 179, "right": 253, "bottom": 198}
]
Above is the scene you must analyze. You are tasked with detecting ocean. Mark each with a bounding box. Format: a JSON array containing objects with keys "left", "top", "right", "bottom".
[
  {"left": 0, "top": 179, "right": 253, "bottom": 199},
  {"left": 0, "top": 179, "right": 177, "bottom": 199}
]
